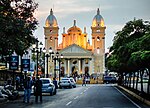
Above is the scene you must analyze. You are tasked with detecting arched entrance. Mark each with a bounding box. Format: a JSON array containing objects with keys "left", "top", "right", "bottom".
[
  {"left": 84, "top": 66, "right": 89, "bottom": 77},
  {"left": 71, "top": 66, "right": 78, "bottom": 77}
]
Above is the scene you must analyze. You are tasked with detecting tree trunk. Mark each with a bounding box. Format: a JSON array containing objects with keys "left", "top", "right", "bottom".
[
  {"left": 125, "top": 73, "right": 127, "bottom": 86},
  {"left": 136, "top": 71, "right": 139, "bottom": 91},
  {"left": 133, "top": 72, "right": 135, "bottom": 89},
  {"left": 147, "top": 68, "right": 150, "bottom": 94},
  {"left": 129, "top": 72, "right": 132, "bottom": 88},
  {"left": 140, "top": 70, "right": 144, "bottom": 93}
]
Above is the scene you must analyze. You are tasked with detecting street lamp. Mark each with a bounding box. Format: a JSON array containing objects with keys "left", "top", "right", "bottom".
[
  {"left": 43, "top": 47, "right": 54, "bottom": 78},
  {"left": 32, "top": 39, "right": 43, "bottom": 78},
  {"left": 54, "top": 52, "right": 58, "bottom": 78},
  {"left": 58, "top": 54, "right": 63, "bottom": 83},
  {"left": 54, "top": 52, "right": 63, "bottom": 81}
]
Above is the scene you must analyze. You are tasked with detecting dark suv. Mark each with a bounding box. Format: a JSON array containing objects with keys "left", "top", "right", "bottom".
[{"left": 103, "top": 76, "right": 117, "bottom": 84}]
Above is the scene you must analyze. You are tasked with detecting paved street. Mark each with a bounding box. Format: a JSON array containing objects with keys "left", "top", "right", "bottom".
[{"left": 1, "top": 84, "right": 149, "bottom": 108}]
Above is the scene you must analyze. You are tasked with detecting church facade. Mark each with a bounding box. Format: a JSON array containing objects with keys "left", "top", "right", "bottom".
[{"left": 44, "top": 8, "right": 106, "bottom": 78}]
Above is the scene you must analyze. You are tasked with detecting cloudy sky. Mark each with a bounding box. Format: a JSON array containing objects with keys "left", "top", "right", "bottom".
[{"left": 33, "top": 0, "right": 150, "bottom": 52}]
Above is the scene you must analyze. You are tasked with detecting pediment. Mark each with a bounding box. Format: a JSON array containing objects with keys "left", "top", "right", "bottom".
[{"left": 59, "top": 44, "right": 92, "bottom": 56}]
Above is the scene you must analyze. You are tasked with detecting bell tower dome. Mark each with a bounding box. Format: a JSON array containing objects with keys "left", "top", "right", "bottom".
[{"left": 44, "top": 8, "right": 59, "bottom": 52}]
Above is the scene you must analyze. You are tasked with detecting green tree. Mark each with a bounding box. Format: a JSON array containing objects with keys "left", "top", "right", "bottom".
[
  {"left": 0, "top": 0, "right": 38, "bottom": 57},
  {"left": 106, "top": 19, "right": 150, "bottom": 93}
]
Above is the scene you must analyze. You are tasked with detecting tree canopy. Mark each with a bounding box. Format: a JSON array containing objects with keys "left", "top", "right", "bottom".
[
  {"left": 106, "top": 19, "right": 150, "bottom": 73},
  {"left": 0, "top": 0, "right": 38, "bottom": 56}
]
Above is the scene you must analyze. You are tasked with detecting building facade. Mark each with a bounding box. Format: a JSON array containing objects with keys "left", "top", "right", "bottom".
[{"left": 44, "top": 8, "right": 106, "bottom": 78}]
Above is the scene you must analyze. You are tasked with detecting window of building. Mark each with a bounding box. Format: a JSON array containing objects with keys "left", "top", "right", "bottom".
[{"left": 97, "top": 37, "right": 100, "bottom": 41}]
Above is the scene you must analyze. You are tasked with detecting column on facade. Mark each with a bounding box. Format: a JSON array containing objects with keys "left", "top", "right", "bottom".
[
  {"left": 92, "top": 37, "right": 95, "bottom": 52},
  {"left": 67, "top": 59, "right": 70, "bottom": 77},
  {"left": 78, "top": 59, "right": 81, "bottom": 75}
]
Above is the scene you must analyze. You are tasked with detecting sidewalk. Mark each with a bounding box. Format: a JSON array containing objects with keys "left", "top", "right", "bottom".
[
  {"left": 117, "top": 85, "right": 150, "bottom": 106},
  {"left": 0, "top": 86, "right": 33, "bottom": 104}
]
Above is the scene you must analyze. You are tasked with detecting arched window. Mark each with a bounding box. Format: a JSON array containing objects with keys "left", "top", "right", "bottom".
[
  {"left": 97, "top": 47, "right": 100, "bottom": 54},
  {"left": 97, "top": 37, "right": 100, "bottom": 41}
]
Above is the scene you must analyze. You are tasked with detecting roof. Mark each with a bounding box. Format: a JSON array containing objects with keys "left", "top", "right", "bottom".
[
  {"left": 92, "top": 8, "right": 105, "bottom": 27},
  {"left": 45, "top": 9, "right": 58, "bottom": 27}
]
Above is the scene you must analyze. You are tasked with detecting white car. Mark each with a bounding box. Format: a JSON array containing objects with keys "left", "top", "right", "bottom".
[
  {"left": 59, "top": 77, "right": 76, "bottom": 88},
  {"left": 40, "top": 78, "right": 56, "bottom": 95}
]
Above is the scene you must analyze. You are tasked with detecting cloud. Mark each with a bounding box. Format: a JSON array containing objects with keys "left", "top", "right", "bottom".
[
  {"left": 33, "top": 0, "right": 150, "bottom": 50},
  {"left": 34, "top": 0, "right": 114, "bottom": 19}
]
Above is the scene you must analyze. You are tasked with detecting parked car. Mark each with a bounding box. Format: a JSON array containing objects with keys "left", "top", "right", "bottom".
[
  {"left": 103, "top": 76, "right": 117, "bottom": 84},
  {"left": 40, "top": 78, "right": 56, "bottom": 95},
  {"left": 69, "top": 77, "right": 76, "bottom": 88},
  {"left": 59, "top": 77, "right": 76, "bottom": 88}
]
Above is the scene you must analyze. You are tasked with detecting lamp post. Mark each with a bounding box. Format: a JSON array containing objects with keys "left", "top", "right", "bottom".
[
  {"left": 54, "top": 52, "right": 59, "bottom": 78},
  {"left": 32, "top": 39, "right": 43, "bottom": 78},
  {"left": 43, "top": 47, "right": 54, "bottom": 78},
  {"left": 58, "top": 54, "right": 63, "bottom": 83},
  {"left": 54, "top": 52, "right": 63, "bottom": 81}
]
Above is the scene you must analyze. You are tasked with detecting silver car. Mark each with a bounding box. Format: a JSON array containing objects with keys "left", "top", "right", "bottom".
[
  {"left": 40, "top": 78, "right": 56, "bottom": 95},
  {"left": 59, "top": 77, "right": 76, "bottom": 88}
]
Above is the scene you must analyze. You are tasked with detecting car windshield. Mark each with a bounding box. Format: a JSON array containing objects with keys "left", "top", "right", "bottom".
[
  {"left": 42, "top": 80, "right": 50, "bottom": 84},
  {"left": 104, "top": 76, "right": 112, "bottom": 79},
  {"left": 62, "top": 78, "right": 69, "bottom": 80}
]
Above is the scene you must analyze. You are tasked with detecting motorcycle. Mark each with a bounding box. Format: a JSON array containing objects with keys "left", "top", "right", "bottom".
[{"left": 1, "top": 85, "right": 19, "bottom": 100}]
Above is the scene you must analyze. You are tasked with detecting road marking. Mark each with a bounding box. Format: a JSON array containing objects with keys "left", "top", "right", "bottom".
[
  {"left": 66, "top": 101, "right": 72, "bottom": 106},
  {"left": 114, "top": 87, "right": 141, "bottom": 108},
  {"left": 74, "top": 96, "right": 79, "bottom": 100}
]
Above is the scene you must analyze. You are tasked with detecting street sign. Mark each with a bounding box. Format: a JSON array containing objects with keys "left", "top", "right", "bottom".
[
  {"left": 9, "top": 56, "right": 19, "bottom": 70},
  {"left": 22, "top": 59, "right": 30, "bottom": 71}
]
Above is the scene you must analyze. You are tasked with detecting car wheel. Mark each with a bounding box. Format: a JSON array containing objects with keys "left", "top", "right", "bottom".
[
  {"left": 70, "top": 85, "right": 73, "bottom": 88},
  {"left": 50, "top": 91, "right": 53, "bottom": 96},
  {"left": 59, "top": 86, "right": 62, "bottom": 89}
]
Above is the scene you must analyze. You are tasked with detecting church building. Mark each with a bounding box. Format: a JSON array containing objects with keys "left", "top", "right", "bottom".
[{"left": 44, "top": 8, "right": 106, "bottom": 78}]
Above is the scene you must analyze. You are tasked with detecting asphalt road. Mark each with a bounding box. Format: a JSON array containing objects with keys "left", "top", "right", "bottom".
[{"left": 1, "top": 84, "right": 149, "bottom": 108}]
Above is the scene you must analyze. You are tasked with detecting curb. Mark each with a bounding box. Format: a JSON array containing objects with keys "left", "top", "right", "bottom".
[{"left": 118, "top": 85, "right": 150, "bottom": 106}]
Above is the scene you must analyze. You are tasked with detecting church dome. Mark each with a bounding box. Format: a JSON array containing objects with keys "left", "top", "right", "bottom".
[
  {"left": 92, "top": 8, "right": 104, "bottom": 27},
  {"left": 67, "top": 20, "right": 82, "bottom": 33},
  {"left": 45, "top": 9, "right": 58, "bottom": 27}
]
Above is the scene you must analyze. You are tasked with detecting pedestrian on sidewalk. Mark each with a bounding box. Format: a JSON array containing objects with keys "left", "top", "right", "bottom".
[
  {"left": 23, "top": 76, "right": 33, "bottom": 103},
  {"left": 35, "top": 76, "right": 42, "bottom": 103},
  {"left": 82, "top": 75, "right": 86, "bottom": 86}
]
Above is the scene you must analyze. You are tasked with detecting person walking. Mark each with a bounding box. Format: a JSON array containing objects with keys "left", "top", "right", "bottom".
[
  {"left": 23, "top": 76, "right": 33, "bottom": 103},
  {"left": 53, "top": 78, "right": 58, "bottom": 89},
  {"left": 16, "top": 76, "right": 20, "bottom": 90},
  {"left": 82, "top": 75, "right": 86, "bottom": 86},
  {"left": 35, "top": 76, "right": 42, "bottom": 103}
]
